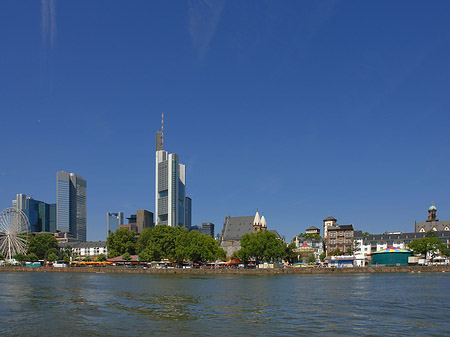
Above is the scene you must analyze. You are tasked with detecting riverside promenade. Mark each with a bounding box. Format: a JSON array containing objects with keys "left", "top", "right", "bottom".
[{"left": 1, "top": 265, "right": 449, "bottom": 275}]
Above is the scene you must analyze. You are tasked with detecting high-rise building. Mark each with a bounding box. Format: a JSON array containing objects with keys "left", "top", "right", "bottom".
[
  {"left": 106, "top": 212, "right": 124, "bottom": 237},
  {"left": 12, "top": 193, "right": 56, "bottom": 233},
  {"left": 201, "top": 222, "right": 215, "bottom": 238},
  {"left": 185, "top": 197, "right": 192, "bottom": 231},
  {"left": 136, "top": 209, "right": 154, "bottom": 233},
  {"left": 56, "top": 171, "right": 87, "bottom": 241},
  {"left": 155, "top": 118, "right": 191, "bottom": 229}
]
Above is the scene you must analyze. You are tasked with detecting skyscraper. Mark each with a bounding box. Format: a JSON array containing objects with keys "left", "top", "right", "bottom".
[
  {"left": 57, "top": 171, "right": 87, "bottom": 241},
  {"left": 155, "top": 116, "right": 191, "bottom": 228},
  {"left": 12, "top": 193, "right": 56, "bottom": 233},
  {"left": 106, "top": 211, "right": 124, "bottom": 237}
]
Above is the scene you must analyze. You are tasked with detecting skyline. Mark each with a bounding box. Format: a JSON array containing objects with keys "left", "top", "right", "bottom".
[{"left": 1, "top": 1, "right": 450, "bottom": 241}]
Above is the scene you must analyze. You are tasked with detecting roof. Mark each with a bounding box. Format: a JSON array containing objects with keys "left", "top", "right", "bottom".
[
  {"left": 355, "top": 230, "right": 450, "bottom": 242},
  {"left": 221, "top": 216, "right": 254, "bottom": 241},
  {"left": 323, "top": 216, "right": 337, "bottom": 221},
  {"left": 58, "top": 241, "right": 107, "bottom": 249},
  {"left": 268, "top": 229, "right": 281, "bottom": 239},
  {"left": 306, "top": 226, "right": 319, "bottom": 231},
  {"left": 429, "top": 205, "right": 437, "bottom": 211},
  {"left": 328, "top": 224, "right": 354, "bottom": 231},
  {"left": 373, "top": 247, "right": 411, "bottom": 254},
  {"left": 415, "top": 220, "right": 450, "bottom": 232}
]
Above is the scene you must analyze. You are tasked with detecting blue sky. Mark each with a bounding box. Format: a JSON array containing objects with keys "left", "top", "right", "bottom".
[{"left": 1, "top": 1, "right": 450, "bottom": 241}]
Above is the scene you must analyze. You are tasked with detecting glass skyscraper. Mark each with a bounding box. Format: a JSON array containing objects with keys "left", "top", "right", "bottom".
[
  {"left": 155, "top": 130, "right": 191, "bottom": 228},
  {"left": 57, "top": 171, "right": 87, "bottom": 241},
  {"left": 12, "top": 194, "right": 56, "bottom": 233},
  {"left": 106, "top": 211, "right": 124, "bottom": 237}
]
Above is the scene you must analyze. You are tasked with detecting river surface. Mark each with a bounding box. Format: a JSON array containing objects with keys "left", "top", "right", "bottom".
[{"left": 0, "top": 271, "right": 449, "bottom": 336}]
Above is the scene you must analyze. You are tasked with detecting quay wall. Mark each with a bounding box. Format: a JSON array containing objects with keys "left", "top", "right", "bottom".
[{"left": 1, "top": 265, "right": 449, "bottom": 275}]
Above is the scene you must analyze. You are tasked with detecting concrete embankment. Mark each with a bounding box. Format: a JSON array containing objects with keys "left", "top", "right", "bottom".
[{"left": 1, "top": 265, "right": 449, "bottom": 275}]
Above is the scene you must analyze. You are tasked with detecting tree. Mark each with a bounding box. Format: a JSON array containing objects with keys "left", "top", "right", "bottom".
[
  {"left": 45, "top": 248, "right": 58, "bottom": 261},
  {"left": 0, "top": 253, "right": 5, "bottom": 260},
  {"left": 137, "top": 225, "right": 187, "bottom": 262},
  {"left": 283, "top": 242, "right": 298, "bottom": 264},
  {"left": 122, "top": 252, "right": 131, "bottom": 261},
  {"left": 47, "top": 252, "right": 58, "bottom": 262},
  {"left": 107, "top": 228, "right": 136, "bottom": 258},
  {"left": 28, "top": 233, "right": 58, "bottom": 259},
  {"left": 298, "top": 233, "right": 322, "bottom": 240},
  {"left": 362, "top": 232, "right": 373, "bottom": 236},
  {"left": 27, "top": 253, "right": 39, "bottom": 262},
  {"left": 408, "top": 231, "right": 442, "bottom": 261},
  {"left": 237, "top": 230, "right": 285, "bottom": 262},
  {"left": 97, "top": 254, "right": 107, "bottom": 262},
  {"left": 439, "top": 244, "right": 450, "bottom": 258},
  {"left": 84, "top": 256, "right": 92, "bottom": 262},
  {"left": 13, "top": 253, "right": 27, "bottom": 262},
  {"left": 329, "top": 248, "right": 343, "bottom": 256},
  {"left": 319, "top": 251, "right": 326, "bottom": 262}
]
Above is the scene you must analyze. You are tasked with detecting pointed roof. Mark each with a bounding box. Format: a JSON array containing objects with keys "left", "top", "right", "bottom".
[
  {"left": 253, "top": 211, "right": 261, "bottom": 226},
  {"left": 323, "top": 216, "right": 337, "bottom": 222},
  {"left": 261, "top": 216, "right": 267, "bottom": 227}
]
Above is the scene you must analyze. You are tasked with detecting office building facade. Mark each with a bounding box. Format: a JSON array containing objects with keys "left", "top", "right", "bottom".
[
  {"left": 155, "top": 129, "right": 191, "bottom": 229},
  {"left": 57, "top": 171, "right": 87, "bottom": 241},
  {"left": 106, "top": 212, "right": 124, "bottom": 237},
  {"left": 12, "top": 193, "right": 56, "bottom": 233}
]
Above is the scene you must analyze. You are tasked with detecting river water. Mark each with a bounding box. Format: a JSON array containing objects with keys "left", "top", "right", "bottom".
[{"left": 0, "top": 271, "right": 449, "bottom": 336}]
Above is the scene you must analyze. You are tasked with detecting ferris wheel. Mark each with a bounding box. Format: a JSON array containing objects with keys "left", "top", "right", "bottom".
[{"left": 0, "top": 208, "right": 30, "bottom": 261}]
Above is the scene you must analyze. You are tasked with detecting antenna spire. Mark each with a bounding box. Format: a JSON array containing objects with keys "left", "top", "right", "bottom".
[{"left": 161, "top": 112, "right": 164, "bottom": 148}]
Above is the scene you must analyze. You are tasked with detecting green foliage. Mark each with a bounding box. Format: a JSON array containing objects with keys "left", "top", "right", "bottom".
[
  {"left": 328, "top": 248, "right": 343, "bottom": 256},
  {"left": 84, "top": 256, "right": 92, "bottom": 262},
  {"left": 298, "top": 233, "right": 322, "bottom": 240},
  {"left": 283, "top": 242, "right": 298, "bottom": 264},
  {"left": 439, "top": 244, "right": 450, "bottom": 257},
  {"left": 308, "top": 254, "right": 317, "bottom": 263},
  {"left": 27, "top": 253, "right": 39, "bottom": 262},
  {"left": 237, "top": 230, "right": 285, "bottom": 262},
  {"left": 28, "top": 233, "right": 58, "bottom": 259},
  {"left": 319, "top": 251, "right": 326, "bottom": 261},
  {"left": 0, "top": 253, "right": 5, "bottom": 260},
  {"left": 122, "top": 252, "right": 131, "bottom": 261},
  {"left": 362, "top": 232, "right": 373, "bottom": 236},
  {"left": 47, "top": 252, "right": 58, "bottom": 262},
  {"left": 63, "top": 255, "right": 70, "bottom": 263},
  {"left": 97, "top": 254, "right": 107, "bottom": 262},
  {"left": 408, "top": 232, "right": 442, "bottom": 260},
  {"left": 45, "top": 248, "right": 58, "bottom": 261},
  {"left": 13, "top": 253, "right": 27, "bottom": 262},
  {"left": 107, "top": 228, "right": 136, "bottom": 257},
  {"left": 136, "top": 225, "right": 225, "bottom": 263}
]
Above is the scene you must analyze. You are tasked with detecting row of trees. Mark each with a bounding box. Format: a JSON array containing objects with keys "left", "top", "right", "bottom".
[
  {"left": 107, "top": 226, "right": 226, "bottom": 263},
  {"left": 11, "top": 233, "right": 68, "bottom": 263}
]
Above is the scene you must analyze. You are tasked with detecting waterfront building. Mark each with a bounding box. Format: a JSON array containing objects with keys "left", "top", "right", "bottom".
[
  {"left": 294, "top": 236, "right": 325, "bottom": 261},
  {"left": 56, "top": 171, "right": 87, "bottom": 241},
  {"left": 353, "top": 230, "right": 450, "bottom": 266},
  {"left": 154, "top": 120, "right": 191, "bottom": 229},
  {"left": 219, "top": 211, "right": 278, "bottom": 257},
  {"left": 415, "top": 203, "right": 450, "bottom": 232},
  {"left": 12, "top": 193, "right": 56, "bottom": 233},
  {"left": 107, "top": 212, "right": 124, "bottom": 237},
  {"left": 58, "top": 241, "right": 107, "bottom": 257},
  {"left": 326, "top": 224, "right": 354, "bottom": 256},
  {"left": 323, "top": 216, "right": 337, "bottom": 239}
]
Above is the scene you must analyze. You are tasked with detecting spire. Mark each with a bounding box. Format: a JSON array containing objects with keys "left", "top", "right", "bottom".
[
  {"left": 253, "top": 210, "right": 261, "bottom": 226},
  {"left": 161, "top": 111, "right": 164, "bottom": 148},
  {"left": 261, "top": 216, "right": 267, "bottom": 228}
]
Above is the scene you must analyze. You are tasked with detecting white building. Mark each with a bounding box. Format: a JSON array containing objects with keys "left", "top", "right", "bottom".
[{"left": 59, "top": 241, "right": 107, "bottom": 257}]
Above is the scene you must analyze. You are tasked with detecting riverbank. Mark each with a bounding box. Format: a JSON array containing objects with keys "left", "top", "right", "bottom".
[{"left": 1, "top": 265, "right": 449, "bottom": 275}]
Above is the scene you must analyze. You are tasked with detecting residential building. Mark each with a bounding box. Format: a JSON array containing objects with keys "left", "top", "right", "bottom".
[
  {"left": 294, "top": 236, "right": 325, "bottom": 261},
  {"left": 136, "top": 209, "right": 154, "bottom": 233},
  {"left": 56, "top": 171, "right": 87, "bottom": 241},
  {"left": 353, "top": 230, "right": 450, "bottom": 266},
  {"left": 415, "top": 203, "right": 450, "bottom": 232},
  {"left": 12, "top": 193, "right": 56, "bottom": 233},
  {"left": 106, "top": 212, "right": 124, "bottom": 237},
  {"left": 58, "top": 241, "right": 107, "bottom": 257},
  {"left": 326, "top": 224, "right": 354, "bottom": 255},
  {"left": 323, "top": 216, "right": 337, "bottom": 239},
  {"left": 155, "top": 122, "right": 191, "bottom": 229},
  {"left": 305, "top": 226, "right": 320, "bottom": 235}
]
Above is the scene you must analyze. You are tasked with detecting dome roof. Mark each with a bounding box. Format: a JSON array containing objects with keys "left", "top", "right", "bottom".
[{"left": 429, "top": 205, "right": 437, "bottom": 211}]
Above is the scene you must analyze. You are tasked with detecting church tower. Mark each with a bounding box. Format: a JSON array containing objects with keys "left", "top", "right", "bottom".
[{"left": 427, "top": 202, "right": 438, "bottom": 222}]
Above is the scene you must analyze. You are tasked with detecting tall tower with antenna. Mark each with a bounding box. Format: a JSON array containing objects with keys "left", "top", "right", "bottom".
[{"left": 154, "top": 113, "right": 191, "bottom": 229}]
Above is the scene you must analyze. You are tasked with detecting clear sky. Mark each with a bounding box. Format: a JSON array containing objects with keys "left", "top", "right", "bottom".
[{"left": 1, "top": 1, "right": 450, "bottom": 241}]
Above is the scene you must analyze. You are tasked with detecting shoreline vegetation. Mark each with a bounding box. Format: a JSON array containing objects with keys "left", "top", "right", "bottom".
[{"left": 1, "top": 265, "right": 449, "bottom": 275}]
